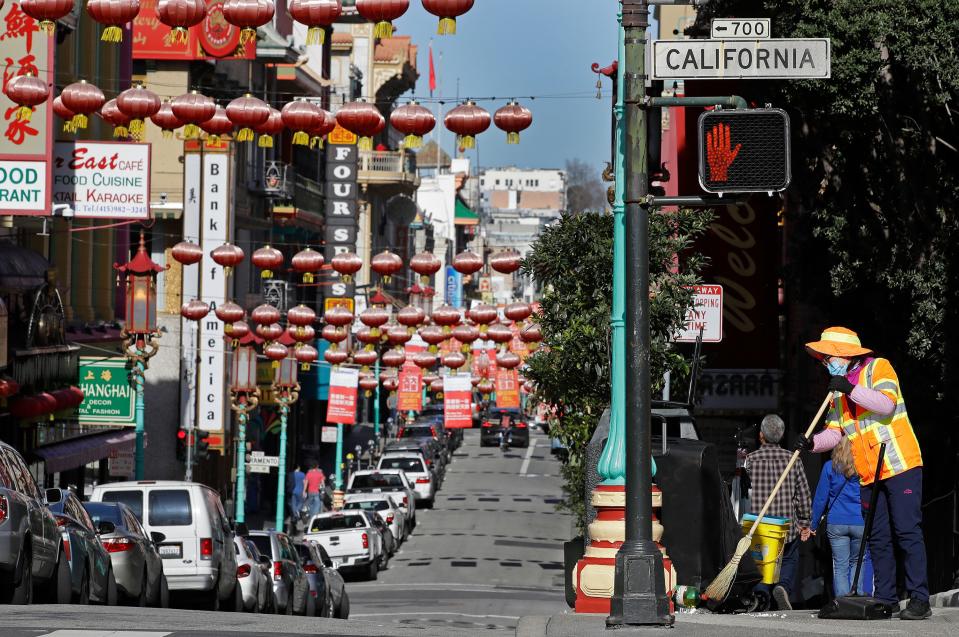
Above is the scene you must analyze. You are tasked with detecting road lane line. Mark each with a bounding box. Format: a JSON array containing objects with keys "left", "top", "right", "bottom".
[
  {"left": 350, "top": 611, "right": 520, "bottom": 620},
  {"left": 519, "top": 438, "right": 537, "bottom": 475},
  {"left": 39, "top": 632, "right": 171, "bottom": 637}
]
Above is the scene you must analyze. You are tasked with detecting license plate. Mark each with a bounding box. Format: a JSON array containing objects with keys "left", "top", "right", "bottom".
[{"left": 158, "top": 543, "right": 182, "bottom": 559}]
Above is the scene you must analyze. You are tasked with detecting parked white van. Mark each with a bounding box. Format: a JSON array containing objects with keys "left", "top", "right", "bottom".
[{"left": 89, "top": 480, "right": 239, "bottom": 610}]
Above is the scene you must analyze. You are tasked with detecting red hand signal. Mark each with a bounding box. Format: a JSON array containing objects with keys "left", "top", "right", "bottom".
[{"left": 706, "top": 123, "right": 741, "bottom": 182}]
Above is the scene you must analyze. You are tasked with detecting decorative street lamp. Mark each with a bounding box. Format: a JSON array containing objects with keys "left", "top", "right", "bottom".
[
  {"left": 230, "top": 334, "right": 262, "bottom": 525},
  {"left": 273, "top": 332, "right": 300, "bottom": 532},
  {"left": 114, "top": 231, "right": 167, "bottom": 480}
]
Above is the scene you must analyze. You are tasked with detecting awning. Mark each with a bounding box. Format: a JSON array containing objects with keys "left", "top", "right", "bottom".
[
  {"left": 34, "top": 429, "right": 140, "bottom": 474},
  {"left": 454, "top": 198, "right": 479, "bottom": 226},
  {"left": 0, "top": 240, "right": 52, "bottom": 292}
]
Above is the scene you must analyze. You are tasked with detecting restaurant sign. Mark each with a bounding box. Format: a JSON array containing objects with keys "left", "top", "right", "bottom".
[{"left": 53, "top": 142, "right": 151, "bottom": 219}]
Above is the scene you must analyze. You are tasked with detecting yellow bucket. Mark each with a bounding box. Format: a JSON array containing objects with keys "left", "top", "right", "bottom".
[{"left": 741, "top": 514, "right": 791, "bottom": 585}]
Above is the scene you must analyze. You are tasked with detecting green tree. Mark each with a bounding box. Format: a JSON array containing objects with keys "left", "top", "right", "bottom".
[{"left": 523, "top": 208, "right": 713, "bottom": 531}]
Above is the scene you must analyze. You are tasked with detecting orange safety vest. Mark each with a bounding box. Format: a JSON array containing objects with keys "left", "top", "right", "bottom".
[{"left": 825, "top": 358, "right": 922, "bottom": 485}]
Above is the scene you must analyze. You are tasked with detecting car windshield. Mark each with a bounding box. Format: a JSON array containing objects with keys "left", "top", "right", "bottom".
[
  {"left": 100, "top": 490, "right": 143, "bottom": 520},
  {"left": 83, "top": 502, "right": 124, "bottom": 527},
  {"left": 352, "top": 473, "right": 403, "bottom": 489},
  {"left": 344, "top": 500, "right": 390, "bottom": 512},
  {"left": 400, "top": 426, "right": 433, "bottom": 438},
  {"left": 380, "top": 457, "right": 425, "bottom": 473},
  {"left": 247, "top": 535, "right": 273, "bottom": 557},
  {"left": 489, "top": 409, "right": 522, "bottom": 419},
  {"left": 148, "top": 490, "right": 192, "bottom": 526},
  {"left": 294, "top": 543, "right": 312, "bottom": 563},
  {"left": 310, "top": 515, "right": 367, "bottom": 532}
]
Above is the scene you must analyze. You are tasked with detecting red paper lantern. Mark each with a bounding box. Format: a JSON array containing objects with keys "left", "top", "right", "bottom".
[
  {"left": 324, "top": 305, "right": 354, "bottom": 327},
  {"left": 180, "top": 299, "right": 211, "bottom": 321},
  {"left": 381, "top": 349, "right": 406, "bottom": 368},
  {"left": 60, "top": 80, "right": 106, "bottom": 131},
  {"left": 496, "top": 351, "right": 521, "bottom": 369},
  {"left": 222, "top": 0, "right": 275, "bottom": 44},
  {"left": 306, "top": 108, "right": 336, "bottom": 148},
  {"left": 431, "top": 305, "right": 461, "bottom": 329},
  {"left": 410, "top": 251, "right": 441, "bottom": 284},
  {"left": 490, "top": 250, "right": 522, "bottom": 274},
  {"left": 335, "top": 101, "right": 385, "bottom": 150},
  {"left": 520, "top": 323, "right": 543, "bottom": 350},
  {"left": 321, "top": 324, "right": 347, "bottom": 344},
  {"left": 87, "top": 0, "right": 141, "bottom": 44},
  {"left": 210, "top": 242, "right": 244, "bottom": 274},
  {"left": 331, "top": 252, "right": 362, "bottom": 283},
  {"left": 359, "top": 373, "right": 379, "bottom": 395},
  {"left": 151, "top": 100, "right": 184, "bottom": 138},
  {"left": 99, "top": 99, "right": 131, "bottom": 138},
  {"left": 157, "top": 0, "right": 207, "bottom": 44},
  {"left": 451, "top": 250, "right": 482, "bottom": 275},
  {"left": 429, "top": 378, "right": 445, "bottom": 393},
  {"left": 452, "top": 323, "right": 479, "bottom": 351},
  {"left": 397, "top": 305, "right": 425, "bottom": 331},
  {"left": 353, "top": 349, "right": 378, "bottom": 369},
  {"left": 251, "top": 303, "right": 281, "bottom": 326},
  {"left": 360, "top": 306, "right": 390, "bottom": 331},
  {"left": 422, "top": 373, "right": 440, "bottom": 385},
  {"left": 20, "top": 0, "right": 74, "bottom": 32},
  {"left": 215, "top": 301, "right": 245, "bottom": 325},
  {"left": 504, "top": 302, "right": 532, "bottom": 323},
  {"left": 468, "top": 303, "right": 497, "bottom": 329},
  {"left": 200, "top": 105, "right": 234, "bottom": 145},
  {"left": 288, "top": 324, "right": 315, "bottom": 343},
  {"left": 288, "top": 0, "right": 340, "bottom": 45},
  {"left": 354, "top": 326, "right": 379, "bottom": 347},
  {"left": 325, "top": 348, "right": 349, "bottom": 366},
  {"left": 413, "top": 351, "right": 436, "bottom": 369},
  {"left": 444, "top": 100, "right": 490, "bottom": 149},
  {"left": 3, "top": 73, "right": 48, "bottom": 123},
  {"left": 355, "top": 0, "right": 409, "bottom": 38},
  {"left": 116, "top": 85, "right": 161, "bottom": 139},
  {"left": 53, "top": 96, "right": 76, "bottom": 133},
  {"left": 442, "top": 351, "right": 466, "bottom": 370},
  {"left": 291, "top": 247, "right": 324, "bottom": 283},
  {"left": 386, "top": 325, "right": 411, "bottom": 347},
  {"left": 264, "top": 341, "right": 289, "bottom": 361},
  {"left": 421, "top": 0, "right": 473, "bottom": 35},
  {"left": 494, "top": 101, "right": 533, "bottom": 145},
  {"left": 370, "top": 250, "right": 403, "bottom": 283},
  {"left": 227, "top": 93, "right": 271, "bottom": 142},
  {"left": 281, "top": 99, "right": 321, "bottom": 146},
  {"left": 477, "top": 378, "right": 494, "bottom": 396},
  {"left": 256, "top": 322, "right": 284, "bottom": 341},
  {"left": 230, "top": 320, "right": 251, "bottom": 340},
  {"left": 487, "top": 322, "right": 513, "bottom": 345},
  {"left": 295, "top": 344, "right": 318, "bottom": 369},
  {"left": 172, "top": 240, "right": 203, "bottom": 265},
  {"left": 171, "top": 90, "right": 216, "bottom": 139},
  {"left": 287, "top": 304, "right": 316, "bottom": 328},
  {"left": 251, "top": 245, "right": 283, "bottom": 278},
  {"left": 254, "top": 107, "right": 284, "bottom": 147},
  {"left": 382, "top": 375, "right": 399, "bottom": 393},
  {"left": 390, "top": 101, "right": 435, "bottom": 149},
  {"left": 418, "top": 325, "right": 446, "bottom": 351}
]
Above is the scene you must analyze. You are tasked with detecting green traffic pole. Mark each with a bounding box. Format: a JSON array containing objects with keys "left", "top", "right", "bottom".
[
  {"left": 373, "top": 357, "right": 381, "bottom": 437},
  {"left": 134, "top": 358, "right": 145, "bottom": 480},
  {"left": 275, "top": 398, "right": 288, "bottom": 532},
  {"left": 334, "top": 422, "right": 344, "bottom": 490},
  {"left": 236, "top": 405, "right": 247, "bottom": 524}
]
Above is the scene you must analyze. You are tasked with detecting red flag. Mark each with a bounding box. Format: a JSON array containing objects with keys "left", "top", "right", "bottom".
[{"left": 429, "top": 43, "right": 437, "bottom": 95}]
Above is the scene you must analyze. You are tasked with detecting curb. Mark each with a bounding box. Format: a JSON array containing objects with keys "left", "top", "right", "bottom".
[
  {"left": 515, "top": 615, "right": 550, "bottom": 637},
  {"left": 930, "top": 588, "right": 959, "bottom": 608}
]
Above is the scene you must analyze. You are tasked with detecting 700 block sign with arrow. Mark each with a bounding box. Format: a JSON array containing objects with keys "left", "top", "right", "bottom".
[{"left": 698, "top": 108, "right": 791, "bottom": 194}]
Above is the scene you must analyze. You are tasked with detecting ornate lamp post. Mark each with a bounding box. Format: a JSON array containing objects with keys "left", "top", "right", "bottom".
[
  {"left": 272, "top": 345, "right": 300, "bottom": 532},
  {"left": 230, "top": 335, "right": 261, "bottom": 525},
  {"left": 114, "top": 232, "right": 167, "bottom": 480}
]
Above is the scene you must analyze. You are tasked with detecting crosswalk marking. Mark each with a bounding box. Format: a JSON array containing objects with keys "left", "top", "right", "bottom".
[{"left": 39, "top": 632, "right": 171, "bottom": 637}]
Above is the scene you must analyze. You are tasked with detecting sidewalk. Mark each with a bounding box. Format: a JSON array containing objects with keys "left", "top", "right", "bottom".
[{"left": 516, "top": 607, "right": 959, "bottom": 636}]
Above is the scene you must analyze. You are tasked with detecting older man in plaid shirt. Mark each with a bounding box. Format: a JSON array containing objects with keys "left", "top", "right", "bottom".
[{"left": 745, "top": 414, "right": 812, "bottom": 611}]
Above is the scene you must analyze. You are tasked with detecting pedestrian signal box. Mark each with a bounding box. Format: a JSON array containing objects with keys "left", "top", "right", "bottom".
[{"left": 698, "top": 108, "right": 790, "bottom": 193}]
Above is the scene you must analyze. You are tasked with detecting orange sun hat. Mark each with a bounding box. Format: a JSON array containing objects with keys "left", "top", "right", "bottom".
[{"left": 805, "top": 326, "right": 873, "bottom": 359}]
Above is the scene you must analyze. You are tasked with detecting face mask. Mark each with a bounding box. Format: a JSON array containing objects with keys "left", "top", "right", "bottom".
[{"left": 826, "top": 359, "right": 849, "bottom": 376}]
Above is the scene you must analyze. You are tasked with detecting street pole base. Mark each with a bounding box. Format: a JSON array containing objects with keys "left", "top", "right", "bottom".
[{"left": 606, "top": 542, "right": 674, "bottom": 627}]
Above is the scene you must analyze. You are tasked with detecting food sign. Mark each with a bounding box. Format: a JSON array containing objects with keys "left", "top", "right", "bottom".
[{"left": 53, "top": 142, "right": 151, "bottom": 219}]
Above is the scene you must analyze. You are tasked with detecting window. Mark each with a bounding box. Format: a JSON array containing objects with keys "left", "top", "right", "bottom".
[
  {"left": 344, "top": 500, "right": 390, "bottom": 512},
  {"left": 310, "top": 515, "right": 368, "bottom": 532},
  {"left": 0, "top": 451, "right": 15, "bottom": 489},
  {"left": 4, "top": 450, "right": 40, "bottom": 500},
  {"left": 351, "top": 474, "right": 403, "bottom": 489},
  {"left": 247, "top": 535, "right": 273, "bottom": 558},
  {"left": 83, "top": 502, "right": 124, "bottom": 527},
  {"left": 148, "top": 490, "right": 193, "bottom": 526},
  {"left": 379, "top": 457, "right": 425, "bottom": 473},
  {"left": 278, "top": 535, "right": 296, "bottom": 562},
  {"left": 101, "top": 490, "right": 144, "bottom": 521}
]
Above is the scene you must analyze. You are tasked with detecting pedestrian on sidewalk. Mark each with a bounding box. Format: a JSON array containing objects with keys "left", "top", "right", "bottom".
[
  {"left": 745, "top": 414, "right": 812, "bottom": 611},
  {"left": 797, "top": 327, "right": 930, "bottom": 620},
  {"left": 287, "top": 463, "right": 305, "bottom": 525},
  {"left": 805, "top": 436, "right": 874, "bottom": 598},
  {"left": 304, "top": 461, "right": 326, "bottom": 518}
]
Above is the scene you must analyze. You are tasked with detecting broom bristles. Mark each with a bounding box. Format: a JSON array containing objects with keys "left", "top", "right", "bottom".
[{"left": 704, "top": 535, "right": 753, "bottom": 601}]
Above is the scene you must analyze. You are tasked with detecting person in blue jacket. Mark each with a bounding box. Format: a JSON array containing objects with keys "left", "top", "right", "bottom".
[{"left": 804, "top": 436, "right": 873, "bottom": 597}]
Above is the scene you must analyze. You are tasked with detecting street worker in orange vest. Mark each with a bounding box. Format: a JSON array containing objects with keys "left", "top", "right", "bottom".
[{"left": 796, "top": 327, "right": 930, "bottom": 620}]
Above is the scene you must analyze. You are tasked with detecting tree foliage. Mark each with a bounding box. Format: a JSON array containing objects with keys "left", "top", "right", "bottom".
[
  {"left": 523, "top": 207, "right": 713, "bottom": 530},
  {"left": 565, "top": 159, "right": 609, "bottom": 213}
]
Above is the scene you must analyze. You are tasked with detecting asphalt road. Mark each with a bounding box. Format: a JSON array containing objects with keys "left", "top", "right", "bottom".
[{"left": 347, "top": 427, "right": 575, "bottom": 634}]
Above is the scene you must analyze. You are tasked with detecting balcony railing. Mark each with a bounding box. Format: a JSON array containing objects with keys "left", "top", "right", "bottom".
[{"left": 357, "top": 150, "right": 419, "bottom": 187}]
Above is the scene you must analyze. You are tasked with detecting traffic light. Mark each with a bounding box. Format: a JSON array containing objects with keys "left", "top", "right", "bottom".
[
  {"left": 195, "top": 431, "right": 210, "bottom": 460},
  {"left": 698, "top": 108, "right": 790, "bottom": 194},
  {"left": 176, "top": 429, "right": 188, "bottom": 462}
]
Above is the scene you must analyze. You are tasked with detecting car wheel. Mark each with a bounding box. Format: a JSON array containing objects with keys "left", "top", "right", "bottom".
[
  {"left": 75, "top": 567, "right": 90, "bottom": 605},
  {"left": 304, "top": 591, "right": 316, "bottom": 617},
  {"left": 338, "top": 591, "right": 350, "bottom": 619},
  {"left": 135, "top": 572, "right": 148, "bottom": 607},
  {"left": 232, "top": 580, "right": 243, "bottom": 612},
  {"left": 104, "top": 568, "right": 118, "bottom": 606},
  {"left": 284, "top": 591, "right": 294, "bottom": 615},
  {"left": 3, "top": 547, "right": 32, "bottom": 604},
  {"left": 366, "top": 560, "right": 378, "bottom": 581},
  {"left": 158, "top": 575, "right": 170, "bottom": 608},
  {"left": 269, "top": 592, "right": 279, "bottom": 614},
  {"left": 52, "top": 549, "right": 71, "bottom": 604},
  {"left": 425, "top": 498, "right": 435, "bottom": 510},
  {"left": 323, "top": 592, "right": 335, "bottom": 618},
  {"left": 207, "top": 577, "right": 221, "bottom": 611}
]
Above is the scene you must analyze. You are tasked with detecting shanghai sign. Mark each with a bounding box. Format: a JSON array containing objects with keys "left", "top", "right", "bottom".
[
  {"left": 651, "top": 38, "right": 831, "bottom": 80},
  {"left": 53, "top": 142, "right": 151, "bottom": 219},
  {"left": 78, "top": 357, "right": 135, "bottom": 426}
]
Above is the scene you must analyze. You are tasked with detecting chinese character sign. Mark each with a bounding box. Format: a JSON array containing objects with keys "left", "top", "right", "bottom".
[
  {"left": 397, "top": 368, "right": 423, "bottom": 412},
  {"left": 495, "top": 368, "right": 520, "bottom": 409},
  {"left": 327, "top": 367, "right": 359, "bottom": 425},
  {"left": 443, "top": 374, "right": 473, "bottom": 429}
]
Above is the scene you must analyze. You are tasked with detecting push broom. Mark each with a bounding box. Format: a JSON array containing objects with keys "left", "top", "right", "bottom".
[{"left": 704, "top": 392, "right": 833, "bottom": 603}]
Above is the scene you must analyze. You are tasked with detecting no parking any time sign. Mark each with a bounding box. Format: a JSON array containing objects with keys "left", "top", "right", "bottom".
[{"left": 675, "top": 285, "right": 724, "bottom": 343}]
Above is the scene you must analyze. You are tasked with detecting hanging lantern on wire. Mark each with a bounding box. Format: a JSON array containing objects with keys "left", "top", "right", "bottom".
[
  {"left": 504, "top": 301, "right": 532, "bottom": 324},
  {"left": 396, "top": 305, "right": 425, "bottom": 334},
  {"left": 3, "top": 73, "right": 49, "bottom": 123},
  {"left": 215, "top": 301, "right": 246, "bottom": 334},
  {"left": 386, "top": 324, "right": 411, "bottom": 348},
  {"left": 520, "top": 323, "right": 543, "bottom": 351},
  {"left": 444, "top": 100, "right": 490, "bottom": 149},
  {"left": 200, "top": 105, "right": 234, "bottom": 145},
  {"left": 410, "top": 251, "right": 441, "bottom": 285},
  {"left": 20, "top": 0, "right": 74, "bottom": 32},
  {"left": 288, "top": 324, "right": 315, "bottom": 344},
  {"left": 295, "top": 344, "right": 318, "bottom": 370},
  {"left": 431, "top": 304, "right": 461, "bottom": 332},
  {"left": 353, "top": 350, "right": 378, "bottom": 373},
  {"left": 171, "top": 90, "right": 216, "bottom": 139},
  {"left": 496, "top": 351, "right": 521, "bottom": 370},
  {"left": 418, "top": 325, "right": 446, "bottom": 353},
  {"left": 487, "top": 322, "right": 513, "bottom": 349},
  {"left": 331, "top": 252, "right": 363, "bottom": 283},
  {"left": 53, "top": 96, "right": 76, "bottom": 134},
  {"left": 99, "top": 99, "right": 131, "bottom": 138},
  {"left": 452, "top": 323, "right": 479, "bottom": 353},
  {"left": 172, "top": 241, "right": 203, "bottom": 265},
  {"left": 116, "top": 84, "right": 161, "bottom": 139},
  {"left": 227, "top": 93, "right": 271, "bottom": 142},
  {"left": 180, "top": 299, "right": 211, "bottom": 322},
  {"left": 307, "top": 108, "right": 336, "bottom": 149},
  {"left": 413, "top": 351, "right": 436, "bottom": 370},
  {"left": 287, "top": 305, "right": 316, "bottom": 338},
  {"left": 151, "top": 100, "right": 184, "bottom": 138},
  {"left": 222, "top": 0, "right": 275, "bottom": 45},
  {"left": 468, "top": 303, "right": 497, "bottom": 334},
  {"left": 291, "top": 247, "right": 324, "bottom": 283},
  {"left": 360, "top": 306, "right": 390, "bottom": 338},
  {"left": 210, "top": 242, "right": 245, "bottom": 276},
  {"left": 358, "top": 372, "right": 379, "bottom": 396},
  {"left": 494, "top": 100, "right": 533, "bottom": 145},
  {"left": 323, "top": 305, "right": 354, "bottom": 328},
  {"left": 335, "top": 101, "right": 385, "bottom": 151},
  {"left": 390, "top": 101, "right": 435, "bottom": 149},
  {"left": 442, "top": 351, "right": 466, "bottom": 371},
  {"left": 251, "top": 303, "right": 281, "bottom": 327},
  {"left": 254, "top": 107, "right": 284, "bottom": 147},
  {"left": 60, "top": 80, "right": 106, "bottom": 131},
  {"left": 381, "top": 348, "right": 406, "bottom": 368},
  {"left": 451, "top": 249, "right": 482, "bottom": 275},
  {"left": 370, "top": 250, "right": 403, "bottom": 284},
  {"left": 157, "top": 0, "right": 207, "bottom": 44},
  {"left": 251, "top": 245, "right": 283, "bottom": 278},
  {"left": 490, "top": 249, "right": 522, "bottom": 274},
  {"left": 264, "top": 342, "right": 289, "bottom": 368},
  {"left": 288, "top": 0, "right": 341, "bottom": 45},
  {"left": 421, "top": 0, "right": 473, "bottom": 35},
  {"left": 321, "top": 324, "right": 348, "bottom": 350},
  {"left": 86, "top": 0, "right": 141, "bottom": 44},
  {"left": 325, "top": 348, "right": 349, "bottom": 366},
  {"left": 281, "top": 99, "right": 321, "bottom": 146},
  {"left": 355, "top": 0, "right": 409, "bottom": 39}
]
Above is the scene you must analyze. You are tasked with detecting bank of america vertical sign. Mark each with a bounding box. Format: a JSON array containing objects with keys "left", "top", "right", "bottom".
[{"left": 324, "top": 130, "right": 358, "bottom": 310}]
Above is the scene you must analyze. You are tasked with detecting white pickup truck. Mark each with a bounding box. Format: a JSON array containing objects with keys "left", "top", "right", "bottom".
[
  {"left": 304, "top": 510, "right": 384, "bottom": 581},
  {"left": 346, "top": 469, "right": 417, "bottom": 532}
]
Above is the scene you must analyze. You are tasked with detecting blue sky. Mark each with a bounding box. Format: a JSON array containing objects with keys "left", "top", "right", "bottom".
[{"left": 393, "top": 0, "right": 621, "bottom": 173}]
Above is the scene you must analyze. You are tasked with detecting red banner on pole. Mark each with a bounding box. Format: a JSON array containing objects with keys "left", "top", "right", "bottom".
[
  {"left": 443, "top": 375, "right": 473, "bottom": 429},
  {"left": 397, "top": 368, "right": 423, "bottom": 412},
  {"left": 495, "top": 368, "right": 520, "bottom": 409},
  {"left": 327, "top": 368, "right": 358, "bottom": 425}
]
